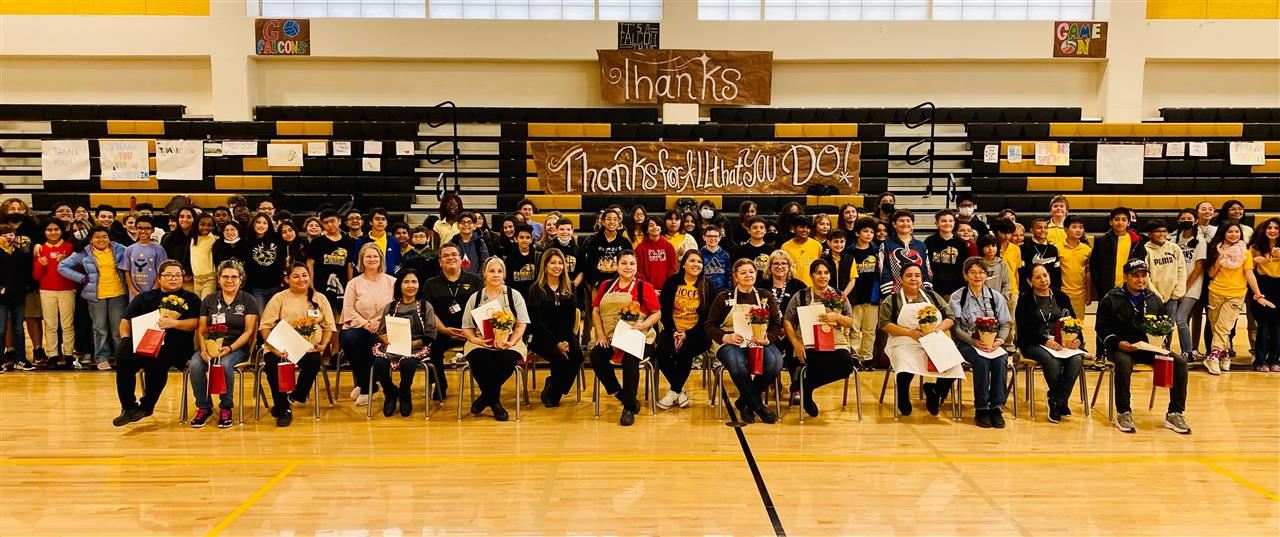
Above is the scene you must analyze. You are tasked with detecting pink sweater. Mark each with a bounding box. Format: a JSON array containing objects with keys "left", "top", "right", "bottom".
[{"left": 341, "top": 273, "right": 395, "bottom": 329}]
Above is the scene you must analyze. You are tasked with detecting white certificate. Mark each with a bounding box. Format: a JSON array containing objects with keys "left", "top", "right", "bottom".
[
  {"left": 386, "top": 316, "right": 412, "bottom": 356},
  {"left": 797, "top": 304, "right": 826, "bottom": 346},
  {"left": 469, "top": 299, "right": 503, "bottom": 327},
  {"left": 266, "top": 321, "right": 313, "bottom": 363},
  {"left": 731, "top": 304, "right": 753, "bottom": 348},
  {"left": 1041, "top": 345, "right": 1087, "bottom": 359},
  {"left": 395, "top": 141, "right": 415, "bottom": 156},
  {"left": 363, "top": 140, "right": 382, "bottom": 155},
  {"left": 130, "top": 309, "right": 161, "bottom": 352},
  {"left": 920, "top": 332, "right": 964, "bottom": 371},
  {"left": 1132, "top": 341, "right": 1173, "bottom": 355},
  {"left": 973, "top": 345, "right": 1007, "bottom": 359},
  {"left": 611, "top": 320, "right": 646, "bottom": 360}
]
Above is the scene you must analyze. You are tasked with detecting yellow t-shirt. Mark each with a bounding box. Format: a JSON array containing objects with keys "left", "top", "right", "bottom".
[
  {"left": 1047, "top": 222, "right": 1067, "bottom": 249},
  {"left": 371, "top": 232, "right": 387, "bottom": 254},
  {"left": 1058, "top": 240, "right": 1092, "bottom": 296},
  {"left": 92, "top": 247, "right": 125, "bottom": 299},
  {"left": 671, "top": 282, "right": 701, "bottom": 332},
  {"left": 1113, "top": 233, "right": 1131, "bottom": 288},
  {"left": 1209, "top": 253, "right": 1254, "bottom": 298},
  {"left": 1253, "top": 246, "right": 1280, "bottom": 278},
  {"left": 191, "top": 234, "right": 216, "bottom": 276},
  {"left": 1000, "top": 242, "right": 1022, "bottom": 295},
  {"left": 782, "top": 238, "right": 822, "bottom": 287}
]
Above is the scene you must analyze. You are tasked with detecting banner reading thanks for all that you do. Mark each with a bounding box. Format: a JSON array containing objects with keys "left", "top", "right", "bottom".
[
  {"left": 598, "top": 49, "right": 772, "bottom": 105},
  {"left": 530, "top": 141, "right": 860, "bottom": 196}
]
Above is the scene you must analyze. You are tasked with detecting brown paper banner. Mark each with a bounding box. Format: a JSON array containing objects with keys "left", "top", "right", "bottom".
[
  {"left": 598, "top": 49, "right": 773, "bottom": 105},
  {"left": 531, "top": 141, "right": 859, "bottom": 196}
]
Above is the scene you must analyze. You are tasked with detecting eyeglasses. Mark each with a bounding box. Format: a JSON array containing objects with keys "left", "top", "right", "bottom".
[{"left": 160, "top": 273, "right": 183, "bottom": 279}]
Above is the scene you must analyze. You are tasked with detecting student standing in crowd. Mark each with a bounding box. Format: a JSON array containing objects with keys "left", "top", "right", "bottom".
[
  {"left": 113, "top": 260, "right": 199, "bottom": 426},
  {"left": 307, "top": 210, "right": 355, "bottom": 322},
  {"left": 781, "top": 216, "right": 822, "bottom": 287},
  {"left": 837, "top": 203, "right": 859, "bottom": 235},
  {"left": 812, "top": 213, "right": 833, "bottom": 257},
  {"left": 32, "top": 219, "right": 77, "bottom": 369},
  {"left": 925, "top": 209, "right": 967, "bottom": 299},
  {"left": 735, "top": 216, "right": 775, "bottom": 276},
  {"left": 635, "top": 216, "right": 676, "bottom": 288},
  {"left": 847, "top": 218, "right": 880, "bottom": 360},
  {"left": 1090, "top": 208, "right": 1143, "bottom": 305},
  {"left": 823, "top": 230, "right": 855, "bottom": 299},
  {"left": 5, "top": 199, "right": 44, "bottom": 366},
  {"left": 57, "top": 227, "right": 127, "bottom": 370},
  {"left": 1173, "top": 209, "right": 1207, "bottom": 360},
  {"left": 212, "top": 221, "right": 246, "bottom": 268},
  {"left": 992, "top": 219, "right": 1022, "bottom": 305},
  {"left": 345, "top": 209, "right": 365, "bottom": 242},
  {"left": 123, "top": 216, "right": 166, "bottom": 300},
  {"left": 730, "top": 201, "right": 758, "bottom": 247},
  {"left": 954, "top": 192, "right": 989, "bottom": 237},
  {"left": 433, "top": 193, "right": 465, "bottom": 246},
  {"left": 873, "top": 192, "right": 896, "bottom": 222},
  {"left": 1021, "top": 218, "right": 1062, "bottom": 289},
  {"left": 1249, "top": 218, "right": 1280, "bottom": 371},
  {"left": 514, "top": 198, "right": 544, "bottom": 241},
  {"left": 1142, "top": 220, "right": 1187, "bottom": 350},
  {"left": 878, "top": 210, "right": 931, "bottom": 295},
  {"left": 503, "top": 223, "right": 539, "bottom": 297},
  {"left": 449, "top": 212, "right": 489, "bottom": 275},
  {"left": 1059, "top": 216, "right": 1092, "bottom": 322},
  {"left": 189, "top": 213, "right": 218, "bottom": 298},
  {"left": 162, "top": 207, "right": 196, "bottom": 286},
  {"left": 663, "top": 210, "right": 697, "bottom": 258},
  {"left": 978, "top": 235, "right": 1012, "bottom": 304},
  {"left": 655, "top": 250, "right": 712, "bottom": 411},
  {"left": 578, "top": 209, "right": 630, "bottom": 332},
  {"left": 625, "top": 205, "right": 647, "bottom": 247},
  {"left": 355, "top": 208, "right": 401, "bottom": 274},
  {"left": 700, "top": 225, "right": 731, "bottom": 296},
  {"left": 0, "top": 224, "right": 34, "bottom": 370},
  {"left": 1046, "top": 195, "right": 1071, "bottom": 248},
  {"left": 244, "top": 213, "right": 286, "bottom": 308},
  {"left": 1203, "top": 222, "right": 1272, "bottom": 374}
]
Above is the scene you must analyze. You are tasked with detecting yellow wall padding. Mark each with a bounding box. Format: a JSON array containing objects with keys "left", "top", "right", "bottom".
[
  {"left": 775, "top": 124, "right": 859, "bottom": 139},
  {"left": 0, "top": 1, "right": 209, "bottom": 15},
  {"left": 99, "top": 177, "right": 158, "bottom": 190},
  {"left": 1000, "top": 160, "right": 1055, "bottom": 174},
  {"left": 1049, "top": 123, "right": 1244, "bottom": 138},
  {"left": 526, "top": 176, "right": 541, "bottom": 192},
  {"left": 1252, "top": 160, "right": 1280, "bottom": 174},
  {"left": 215, "top": 175, "right": 273, "bottom": 191},
  {"left": 275, "top": 122, "right": 334, "bottom": 136},
  {"left": 665, "top": 195, "right": 721, "bottom": 209},
  {"left": 243, "top": 158, "right": 299, "bottom": 173},
  {"left": 106, "top": 121, "right": 165, "bottom": 136},
  {"left": 1148, "top": 0, "right": 1279, "bottom": 19},
  {"left": 806, "top": 194, "right": 864, "bottom": 207},
  {"left": 525, "top": 124, "right": 611, "bottom": 138}
]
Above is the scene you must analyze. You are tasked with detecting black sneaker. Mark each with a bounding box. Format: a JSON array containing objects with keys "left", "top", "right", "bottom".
[
  {"left": 789, "top": 390, "right": 801, "bottom": 406},
  {"left": 13, "top": 359, "right": 36, "bottom": 371},
  {"left": 803, "top": 393, "right": 819, "bottom": 418},
  {"left": 735, "top": 399, "right": 756, "bottom": 424},
  {"left": 32, "top": 348, "right": 48, "bottom": 368},
  {"left": 217, "top": 409, "right": 233, "bottom": 428},
  {"left": 470, "top": 397, "right": 487, "bottom": 416},
  {"left": 976, "top": 409, "right": 993, "bottom": 428},
  {"left": 990, "top": 408, "right": 1006, "bottom": 429},
  {"left": 756, "top": 406, "right": 779, "bottom": 424},
  {"left": 1047, "top": 402, "right": 1062, "bottom": 424},
  {"left": 399, "top": 393, "right": 413, "bottom": 417},
  {"left": 276, "top": 409, "right": 293, "bottom": 427},
  {"left": 190, "top": 408, "right": 213, "bottom": 428},
  {"left": 1060, "top": 402, "right": 1072, "bottom": 417},
  {"left": 619, "top": 408, "right": 635, "bottom": 426},
  {"left": 112, "top": 407, "right": 146, "bottom": 427},
  {"left": 491, "top": 403, "right": 509, "bottom": 422},
  {"left": 924, "top": 384, "right": 941, "bottom": 416},
  {"left": 896, "top": 393, "right": 913, "bottom": 417},
  {"left": 383, "top": 390, "right": 399, "bottom": 417}
]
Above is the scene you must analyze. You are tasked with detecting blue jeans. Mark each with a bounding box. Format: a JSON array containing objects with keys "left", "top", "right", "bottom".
[
  {"left": 716, "top": 344, "right": 782, "bottom": 412},
  {"left": 188, "top": 348, "right": 249, "bottom": 410},
  {"left": 1174, "top": 296, "right": 1199, "bottom": 357},
  {"left": 340, "top": 327, "right": 378, "bottom": 394},
  {"left": 1163, "top": 298, "right": 1189, "bottom": 357},
  {"left": 959, "top": 344, "right": 1007, "bottom": 411},
  {"left": 88, "top": 295, "right": 126, "bottom": 363},
  {"left": 0, "top": 301, "right": 25, "bottom": 360}
]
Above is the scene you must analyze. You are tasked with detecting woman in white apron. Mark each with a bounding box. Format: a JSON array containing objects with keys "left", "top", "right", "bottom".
[
  {"left": 948, "top": 258, "right": 1012, "bottom": 428},
  {"left": 879, "top": 263, "right": 960, "bottom": 417},
  {"left": 460, "top": 257, "right": 530, "bottom": 422},
  {"left": 706, "top": 259, "right": 785, "bottom": 425},
  {"left": 588, "top": 250, "right": 660, "bottom": 427}
]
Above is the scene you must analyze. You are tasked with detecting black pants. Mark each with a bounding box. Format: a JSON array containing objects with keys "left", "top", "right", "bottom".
[
  {"left": 263, "top": 352, "right": 323, "bottom": 412},
  {"left": 800, "top": 348, "right": 856, "bottom": 395},
  {"left": 589, "top": 343, "right": 650, "bottom": 411},
  {"left": 114, "top": 341, "right": 187, "bottom": 412},
  {"left": 529, "top": 339, "right": 584, "bottom": 396},
  {"left": 73, "top": 294, "right": 93, "bottom": 355},
  {"left": 340, "top": 327, "right": 377, "bottom": 394},
  {"left": 1112, "top": 350, "right": 1187, "bottom": 414},
  {"left": 465, "top": 348, "right": 520, "bottom": 406},
  {"left": 896, "top": 373, "right": 954, "bottom": 409},
  {"left": 653, "top": 329, "right": 710, "bottom": 393},
  {"left": 373, "top": 356, "right": 424, "bottom": 396},
  {"left": 429, "top": 336, "right": 465, "bottom": 396},
  {"left": 1023, "top": 345, "right": 1084, "bottom": 408}
]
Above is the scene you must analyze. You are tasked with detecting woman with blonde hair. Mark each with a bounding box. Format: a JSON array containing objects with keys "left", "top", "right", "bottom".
[
  {"left": 461, "top": 256, "right": 531, "bottom": 421},
  {"left": 339, "top": 242, "right": 395, "bottom": 406},
  {"left": 526, "top": 249, "right": 582, "bottom": 407}
]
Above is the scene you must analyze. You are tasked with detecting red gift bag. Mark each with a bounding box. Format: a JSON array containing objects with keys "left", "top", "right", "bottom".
[
  {"left": 277, "top": 361, "right": 296, "bottom": 393},
  {"left": 135, "top": 329, "right": 164, "bottom": 358},
  {"left": 611, "top": 348, "right": 624, "bottom": 365},
  {"left": 926, "top": 357, "right": 938, "bottom": 372},
  {"left": 813, "top": 324, "right": 835, "bottom": 352},
  {"left": 1153, "top": 356, "right": 1174, "bottom": 388},
  {"left": 482, "top": 319, "right": 494, "bottom": 341},
  {"left": 749, "top": 346, "right": 764, "bottom": 375},
  {"left": 208, "top": 362, "right": 227, "bottom": 395}
]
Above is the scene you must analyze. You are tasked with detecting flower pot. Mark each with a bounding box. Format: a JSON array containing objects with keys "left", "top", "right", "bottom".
[
  {"left": 751, "top": 323, "right": 766, "bottom": 341},
  {"left": 1061, "top": 332, "right": 1079, "bottom": 347},
  {"left": 494, "top": 328, "right": 511, "bottom": 346},
  {"left": 203, "top": 338, "right": 224, "bottom": 358},
  {"left": 978, "top": 331, "right": 997, "bottom": 348},
  {"left": 918, "top": 322, "right": 937, "bottom": 335},
  {"left": 158, "top": 309, "right": 179, "bottom": 322},
  {"left": 1146, "top": 333, "right": 1166, "bottom": 349}
]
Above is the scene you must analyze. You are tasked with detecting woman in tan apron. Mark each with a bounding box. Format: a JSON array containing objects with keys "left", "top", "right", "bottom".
[
  {"left": 461, "top": 257, "right": 530, "bottom": 422},
  {"left": 880, "top": 263, "right": 960, "bottom": 417},
  {"left": 706, "top": 259, "right": 784, "bottom": 424},
  {"left": 588, "top": 250, "right": 660, "bottom": 427},
  {"left": 782, "top": 259, "right": 857, "bottom": 418}
]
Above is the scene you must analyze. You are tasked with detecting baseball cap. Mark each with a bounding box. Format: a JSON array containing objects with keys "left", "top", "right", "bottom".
[{"left": 1123, "top": 258, "right": 1149, "bottom": 275}]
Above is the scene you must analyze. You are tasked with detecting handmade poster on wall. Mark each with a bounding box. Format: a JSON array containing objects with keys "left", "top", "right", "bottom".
[
  {"left": 1096, "top": 144, "right": 1144, "bottom": 184},
  {"left": 362, "top": 158, "right": 381, "bottom": 172},
  {"left": 1188, "top": 142, "right": 1208, "bottom": 157},
  {"left": 41, "top": 140, "right": 90, "bottom": 181},
  {"left": 364, "top": 141, "right": 382, "bottom": 155},
  {"left": 255, "top": 19, "right": 310, "bottom": 56},
  {"left": 1166, "top": 142, "right": 1186, "bottom": 158},
  {"left": 598, "top": 49, "right": 773, "bottom": 105},
  {"left": 395, "top": 141, "right": 415, "bottom": 156},
  {"left": 99, "top": 140, "right": 150, "bottom": 181},
  {"left": 1007, "top": 145, "right": 1023, "bottom": 163},
  {"left": 222, "top": 141, "right": 257, "bottom": 156},
  {"left": 333, "top": 141, "right": 352, "bottom": 156},
  {"left": 617, "top": 22, "right": 659, "bottom": 50},
  {"left": 1053, "top": 21, "right": 1107, "bottom": 58},
  {"left": 530, "top": 141, "right": 860, "bottom": 196},
  {"left": 203, "top": 142, "right": 224, "bottom": 156},
  {"left": 155, "top": 140, "right": 203, "bottom": 180},
  {"left": 267, "top": 143, "right": 304, "bottom": 167},
  {"left": 306, "top": 141, "right": 327, "bottom": 156},
  {"left": 1229, "top": 142, "right": 1265, "bottom": 165},
  {"left": 982, "top": 145, "right": 999, "bottom": 164},
  {"left": 1034, "top": 142, "right": 1069, "bottom": 166},
  {"left": 1144, "top": 143, "right": 1164, "bottom": 158}
]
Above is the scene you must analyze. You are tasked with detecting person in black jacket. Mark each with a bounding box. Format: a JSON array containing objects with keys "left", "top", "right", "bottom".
[
  {"left": 526, "top": 249, "right": 583, "bottom": 408},
  {"left": 244, "top": 213, "right": 287, "bottom": 308},
  {"left": 654, "top": 250, "right": 713, "bottom": 410},
  {"left": 1096, "top": 259, "right": 1190, "bottom": 435},
  {"left": 112, "top": 260, "right": 200, "bottom": 426},
  {"left": 1089, "top": 207, "right": 1145, "bottom": 303},
  {"left": 1016, "top": 264, "right": 1084, "bottom": 424}
]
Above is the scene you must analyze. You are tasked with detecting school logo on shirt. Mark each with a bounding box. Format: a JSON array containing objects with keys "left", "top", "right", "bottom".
[
  {"left": 597, "top": 254, "right": 617, "bottom": 274},
  {"left": 646, "top": 249, "right": 668, "bottom": 263},
  {"left": 752, "top": 253, "right": 770, "bottom": 275},
  {"left": 856, "top": 255, "right": 877, "bottom": 274},
  {"left": 513, "top": 262, "right": 536, "bottom": 282},
  {"left": 323, "top": 247, "right": 348, "bottom": 267},
  {"left": 931, "top": 246, "right": 959, "bottom": 266},
  {"left": 252, "top": 242, "right": 279, "bottom": 267}
]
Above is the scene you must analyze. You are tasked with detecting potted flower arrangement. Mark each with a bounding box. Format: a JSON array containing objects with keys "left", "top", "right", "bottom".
[
  {"left": 291, "top": 317, "right": 322, "bottom": 345},
  {"left": 974, "top": 316, "right": 999, "bottom": 347},
  {"left": 748, "top": 305, "right": 771, "bottom": 341},
  {"left": 818, "top": 289, "right": 845, "bottom": 315},
  {"left": 158, "top": 294, "right": 187, "bottom": 321},
  {"left": 612, "top": 301, "right": 644, "bottom": 364},
  {"left": 490, "top": 309, "right": 516, "bottom": 345},
  {"left": 917, "top": 305, "right": 940, "bottom": 334},
  {"left": 1143, "top": 314, "right": 1173, "bottom": 348},
  {"left": 203, "top": 323, "right": 229, "bottom": 357}
]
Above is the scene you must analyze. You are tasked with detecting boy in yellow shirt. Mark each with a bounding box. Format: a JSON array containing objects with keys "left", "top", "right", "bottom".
[
  {"left": 1059, "top": 216, "right": 1092, "bottom": 321},
  {"left": 781, "top": 216, "right": 822, "bottom": 287}
]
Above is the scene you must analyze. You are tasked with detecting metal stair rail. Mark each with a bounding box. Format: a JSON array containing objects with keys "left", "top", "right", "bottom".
[
  {"left": 424, "top": 100, "right": 461, "bottom": 199},
  {"left": 904, "top": 101, "right": 938, "bottom": 199}
]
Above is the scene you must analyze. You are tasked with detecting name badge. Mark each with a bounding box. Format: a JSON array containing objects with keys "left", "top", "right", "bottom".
[
  {"left": 307, "top": 309, "right": 321, "bottom": 319},
  {"left": 211, "top": 313, "right": 226, "bottom": 325},
  {"left": 726, "top": 298, "right": 736, "bottom": 307},
  {"left": 448, "top": 302, "right": 462, "bottom": 314}
]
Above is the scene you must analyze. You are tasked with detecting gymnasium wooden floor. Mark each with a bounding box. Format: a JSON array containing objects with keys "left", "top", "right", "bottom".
[{"left": 2, "top": 353, "right": 1277, "bottom": 536}]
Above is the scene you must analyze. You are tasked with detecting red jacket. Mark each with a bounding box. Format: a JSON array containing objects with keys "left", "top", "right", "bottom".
[
  {"left": 634, "top": 237, "right": 677, "bottom": 288},
  {"left": 32, "top": 241, "right": 76, "bottom": 292}
]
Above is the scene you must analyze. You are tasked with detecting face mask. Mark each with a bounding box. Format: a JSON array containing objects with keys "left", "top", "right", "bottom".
[
  {"left": 6, "top": 214, "right": 23, "bottom": 223},
  {"left": 958, "top": 206, "right": 975, "bottom": 217},
  {"left": 700, "top": 209, "right": 714, "bottom": 220},
  {"left": 880, "top": 203, "right": 895, "bottom": 214},
  {"left": 764, "top": 232, "right": 779, "bottom": 244},
  {"left": 1177, "top": 221, "right": 1194, "bottom": 231}
]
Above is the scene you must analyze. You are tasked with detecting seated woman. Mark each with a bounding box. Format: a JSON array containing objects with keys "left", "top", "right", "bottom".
[
  {"left": 259, "top": 262, "right": 336, "bottom": 427},
  {"left": 187, "top": 260, "right": 260, "bottom": 429},
  {"left": 460, "top": 257, "right": 530, "bottom": 422},
  {"left": 113, "top": 260, "right": 200, "bottom": 426},
  {"left": 706, "top": 259, "right": 785, "bottom": 425},
  {"left": 654, "top": 250, "right": 713, "bottom": 410},
  {"left": 782, "top": 259, "right": 857, "bottom": 418},
  {"left": 588, "top": 250, "right": 661, "bottom": 426},
  {"left": 526, "top": 249, "right": 583, "bottom": 408},
  {"left": 948, "top": 257, "right": 1012, "bottom": 428},
  {"left": 370, "top": 268, "right": 437, "bottom": 417},
  {"left": 756, "top": 250, "right": 806, "bottom": 402},
  {"left": 1016, "top": 263, "right": 1085, "bottom": 424},
  {"left": 340, "top": 243, "right": 396, "bottom": 407},
  {"left": 879, "top": 263, "right": 959, "bottom": 417}
]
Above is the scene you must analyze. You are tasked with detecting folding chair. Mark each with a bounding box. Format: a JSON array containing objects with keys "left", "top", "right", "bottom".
[
  {"left": 795, "top": 363, "right": 863, "bottom": 422},
  {"left": 710, "top": 363, "right": 784, "bottom": 420},
  {"left": 1090, "top": 352, "right": 1160, "bottom": 422},
  {"left": 1009, "top": 354, "right": 1091, "bottom": 420},
  {"left": 877, "top": 365, "right": 963, "bottom": 420},
  {"left": 455, "top": 357, "right": 525, "bottom": 421},
  {"left": 366, "top": 357, "right": 437, "bottom": 420},
  {"left": 180, "top": 338, "right": 255, "bottom": 425},
  {"left": 593, "top": 357, "right": 658, "bottom": 417},
  {"left": 251, "top": 346, "right": 331, "bottom": 421}
]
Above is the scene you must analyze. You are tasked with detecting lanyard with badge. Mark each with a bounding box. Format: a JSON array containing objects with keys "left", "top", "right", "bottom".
[
  {"left": 211, "top": 295, "right": 228, "bottom": 325},
  {"left": 446, "top": 280, "right": 463, "bottom": 314}
]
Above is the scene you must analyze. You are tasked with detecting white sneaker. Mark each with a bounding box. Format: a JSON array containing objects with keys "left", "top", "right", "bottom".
[
  {"left": 676, "top": 392, "right": 691, "bottom": 408},
  {"left": 1219, "top": 354, "right": 1232, "bottom": 371},
  {"left": 1204, "top": 355, "right": 1221, "bottom": 375},
  {"left": 96, "top": 361, "right": 112, "bottom": 371},
  {"left": 355, "top": 394, "right": 370, "bottom": 406},
  {"left": 350, "top": 387, "right": 361, "bottom": 400},
  {"left": 657, "top": 390, "right": 679, "bottom": 410}
]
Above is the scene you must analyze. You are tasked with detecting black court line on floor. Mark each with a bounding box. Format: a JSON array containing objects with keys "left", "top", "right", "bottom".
[{"left": 721, "top": 384, "right": 787, "bottom": 537}]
